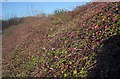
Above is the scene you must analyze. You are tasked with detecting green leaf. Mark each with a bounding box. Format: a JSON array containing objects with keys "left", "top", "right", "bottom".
[
  {"left": 73, "top": 70, "right": 77, "bottom": 75},
  {"left": 69, "top": 61, "right": 72, "bottom": 65},
  {"left": 64, "top": 73, "right": 67, "bottom": 77}
]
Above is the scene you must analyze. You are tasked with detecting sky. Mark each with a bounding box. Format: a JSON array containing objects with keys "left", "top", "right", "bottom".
[{"left": 2, "top": 2, "right": 88, "bottom": 20}]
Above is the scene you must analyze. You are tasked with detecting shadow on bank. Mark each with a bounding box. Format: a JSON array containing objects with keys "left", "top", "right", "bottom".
[{"left": 88, "top": 35, "right": 120, "bottom": 79}]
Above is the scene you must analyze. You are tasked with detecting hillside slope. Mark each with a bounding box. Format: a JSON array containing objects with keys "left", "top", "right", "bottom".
[{"left": 2, "top": 2, "right": 120, "bottom": 78}]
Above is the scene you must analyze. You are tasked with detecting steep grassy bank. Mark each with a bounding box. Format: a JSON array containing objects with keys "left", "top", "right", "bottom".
[{"left": 2, "top": 2, "right": 120, "bottom": 78}]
